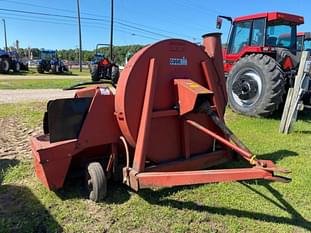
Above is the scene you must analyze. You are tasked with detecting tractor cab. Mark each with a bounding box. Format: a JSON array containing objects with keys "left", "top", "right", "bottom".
[
  {"left": 40, "top": 50, "right": 57, "bottom": 61},
  {"left": 297, "top": 32, "right": 311, "bottom": 51},
  {"left": 37, "top": 49, "right": 68, "bottom": 74},
  {"left": 92, "top": 45, "right": 109, "bottom": 64}
]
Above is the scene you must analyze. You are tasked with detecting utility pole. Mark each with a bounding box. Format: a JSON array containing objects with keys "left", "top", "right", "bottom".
[
  {"left": 76, "top": 0, "right": 82, "bottom": 72},
  {"left": 2, "top": 19, "right": 8, "bottom": 52},
  {"left": 109, "top": 0, "right": 114, "bottom": 61}
]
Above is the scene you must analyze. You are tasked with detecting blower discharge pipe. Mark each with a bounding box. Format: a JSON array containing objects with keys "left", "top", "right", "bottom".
[{"left": 202, "top": 33, "right": 227, "bottom": 101}]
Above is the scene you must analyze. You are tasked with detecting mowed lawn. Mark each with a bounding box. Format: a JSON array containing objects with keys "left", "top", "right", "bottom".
[
  {"left": 0, "top": 68, "right": 90, "bottom": 77},
  {"left": 0, "top": 78, "right": 89, "bottom": 90},
  {"left": 0, "top": 102, "right": 311, "bottom": 233},
  {"left": 0, "top": 68, "right": 90, "bottom": 89}
]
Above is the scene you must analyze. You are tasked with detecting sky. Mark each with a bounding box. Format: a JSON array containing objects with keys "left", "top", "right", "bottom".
[{"left": 0, "top": 0, "right": 310, "bottom": 50}]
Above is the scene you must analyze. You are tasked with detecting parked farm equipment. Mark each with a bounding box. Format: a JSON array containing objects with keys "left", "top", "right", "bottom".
[
  {"left": 37, "top": 50, "right": 68, "bottom": 74},
  {"left": 19, "top": 58, "right": 29, "bottom": 71},
  {"left": 31, "top": 34, "right": 290, "bottom": 202},
  {"left": 89, "top": 44, "right": 119, "bottom": 84},
  {"left": 297, "top": 32, "right": 311, "bottom": 51},
  {"left": 0, "top": 49, "right": 22, "bottom": 73},
  {"left": 217, "top": 12, "right": 306, "bottom": 117}
]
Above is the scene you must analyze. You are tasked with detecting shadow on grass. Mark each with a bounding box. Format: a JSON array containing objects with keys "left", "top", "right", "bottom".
[
  {"left": 3, "top": 71, "right": 32, "bottom": 76},
  {"left": 35, "top": 71, "right": 77, "bottom": 76},
  {"left": 265, "top": 106, "right": 311, "bottom": 121},
  {"left": 55, "top": 148, "right": 298, "bottom": 206},
  {"left": 295, "top": 130, "right": 311, "bottom": 134},
  {"left": 257, "top": 149, "right": 298, "bottom": 163},
  {"left": 139, "top": 181, "right": 311, "bottom": 232},
  {"left": 56, "top": 177, "right": 131, "bottom": 204},
  {"left": 0, "top": 158, "right": 63, "bottom": 232},
  {"left": 214, "top": 149, "right": 298, "bottom": 170},
  {"left": 0, "top": 185, "right": 63, "bottom": 233},
  {"left": 3, "top": 70, "right": 78, "bottom": 76}
]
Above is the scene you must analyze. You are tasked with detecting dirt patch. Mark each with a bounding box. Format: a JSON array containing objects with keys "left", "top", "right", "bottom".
[{"left": 0, "top": 117, "right": 41, "bottom": 161}]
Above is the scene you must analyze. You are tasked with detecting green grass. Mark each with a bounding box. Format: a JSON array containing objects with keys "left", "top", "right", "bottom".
[
  {"left": 0, "top": 78, "right": 91, "bottom": 89},
  {"left": 1, "top": 102, "right": 311, "bottom": 233},
  {"left": 1, "top": 68, "right": 90, "bottom": 77},
  {"left": 0, "top": 68, "right": 90, "bottom": 89},
  {"left": 0, "top": 102, "right": 44, "bottom": 127}
]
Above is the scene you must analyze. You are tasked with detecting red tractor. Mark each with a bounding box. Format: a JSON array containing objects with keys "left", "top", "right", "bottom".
[
  {"left": 89, "top": 44, "right": 120, "bottom": 84},
  {"left": 217, "top": 12, "right": 304, "bottom": 117},
  {"left": 297, "top": 32, "right": 311, "bottom": 51}
]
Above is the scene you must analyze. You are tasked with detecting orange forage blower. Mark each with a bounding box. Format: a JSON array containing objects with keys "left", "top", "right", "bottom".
[{"left": 31, "top": 33, "right": 290, "bottom": 202}]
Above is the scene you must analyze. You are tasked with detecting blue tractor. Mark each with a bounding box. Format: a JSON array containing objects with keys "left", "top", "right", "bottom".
[
  {"left": 37, "top": 49, "right": 68, "bottom": 74},
  {"left": 0, "top": 49, "right": 21, "bottom": 73}
]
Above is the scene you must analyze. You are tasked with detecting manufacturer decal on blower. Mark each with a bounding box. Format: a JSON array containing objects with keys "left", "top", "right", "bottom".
[{"left": 169, "top": 56, "right": 188, "bottom": 66}]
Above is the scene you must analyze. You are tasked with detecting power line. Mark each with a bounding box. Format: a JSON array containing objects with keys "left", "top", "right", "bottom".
[
  {"left": 0, "top": 13, "right": 159, "bottom": 42},
  {"left": 0, "top": 0, "right": 77, "bottom": 14},
  {"left": 0, "top": 14, "right": 77, "bottom": 27},
  {"left": 0, "top": 0, "right": 194, "bottom": 39},
  {"left": 0, "top": 11, "right": 159, "bottom": 38},
  {"left": 0, "top": 7, "right": 187, "bottom": 40},
  {"left": 0, "top": 7, "right": 175, "bottom": 39},
  {"left": 118, "top": 1, "right": 207, "bottom": 37}
]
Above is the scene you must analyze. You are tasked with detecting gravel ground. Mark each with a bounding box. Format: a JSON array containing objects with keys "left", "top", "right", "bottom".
[{"left": 0, "top": 89, "right": 76, "bottom": 103}]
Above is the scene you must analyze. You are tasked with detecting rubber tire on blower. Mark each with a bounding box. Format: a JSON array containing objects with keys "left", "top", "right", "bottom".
[
  {"left": 227, "top": 54, "right": 285, "bottom": 117},
  {"left": 85, "top": 162, "right": 107, "bottom": 202}
]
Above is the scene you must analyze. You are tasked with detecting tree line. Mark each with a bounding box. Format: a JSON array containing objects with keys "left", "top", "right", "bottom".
[{"left": 14, "top": 44, "right": 145, "bottom": 65}]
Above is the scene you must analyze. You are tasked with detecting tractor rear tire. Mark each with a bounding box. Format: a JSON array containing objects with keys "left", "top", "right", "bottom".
[
  {"left": 85, "top": 162, "right": 107, "bottom": 202},
  {"left": 37, "top": 65, "right": 44, "bottom": 74},
  {"left": 227, "top": 54, "right": 285, "bottom": 117},
  {"left": 63, "top": 65, "right": 69, "bottom": 72},
  {"left": 91, "top": 66, "right": 100, "bottom": 81},
  {"left": 111, "top": 66, "right": 120, "bottom": 85},
  {"left": 0, "top": 58, "right": 10, "bottom": 74}
]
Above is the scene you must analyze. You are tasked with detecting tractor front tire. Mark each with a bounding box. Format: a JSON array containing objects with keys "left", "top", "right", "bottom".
[
  {"left": 227, "top": 54, "right": 285, "bottom": 117},
  {"left": 85, "top": 162, "right": 107, "bottom": 202},
  {"left": 51, "top": 65, "right": 57, "bottom": 74},
  {"left": 0, "top": 58, "right": 10, "bottom": 74},
  {"left": 14, "top": 62, "right": 21, "bottom": 73}
]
